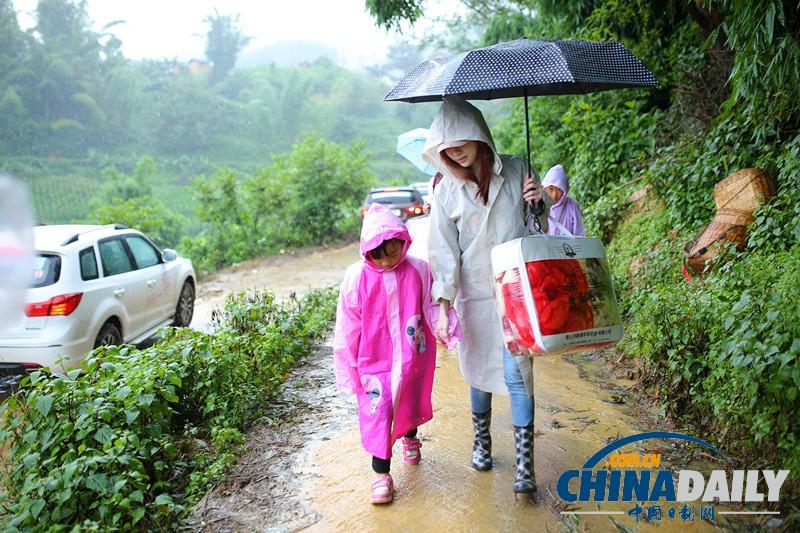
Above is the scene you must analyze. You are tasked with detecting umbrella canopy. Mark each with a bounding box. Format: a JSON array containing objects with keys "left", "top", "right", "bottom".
[
  {"left": 384, "top": 38, "right": 657, "bottom": 229},
  {"left": 384, "top": 38, "right": 657, "bottom": 103},
  {"left": 397, "top": 128, "right": 438, "bottom": 176}
]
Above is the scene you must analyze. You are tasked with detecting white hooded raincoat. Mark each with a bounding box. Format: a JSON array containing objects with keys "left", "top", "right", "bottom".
[{"left": 423, "top": 96, "right": 550, "bottom": 395}]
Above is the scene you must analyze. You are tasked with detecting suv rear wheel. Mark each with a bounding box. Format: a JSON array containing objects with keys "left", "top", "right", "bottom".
[
  {"left": 173, "top": 281, "right": 195, "bottom": 327},
  {"left": 94, "top": 322, "right": 122, "bottom": 348}
]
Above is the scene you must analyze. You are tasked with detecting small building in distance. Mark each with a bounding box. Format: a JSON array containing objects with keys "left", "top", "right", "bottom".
[{"left": 188, "top": 59, "right": 211, "bottom": 74}]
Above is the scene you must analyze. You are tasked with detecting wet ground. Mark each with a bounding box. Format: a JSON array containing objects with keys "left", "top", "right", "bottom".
[
  {"left": 183, "top": 237, "right": 779, "bottom": 532},
  {"left": 188, "top": 340, "right": 767, "bottom": 532},
  {"left": 190, "top": 243, "right": 360, "bottom": 332},
  {"left": 2, "top": 237, "right": 774, "bottom": 531}
]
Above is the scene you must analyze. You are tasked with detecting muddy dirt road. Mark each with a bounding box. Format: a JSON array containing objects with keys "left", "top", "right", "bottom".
[
  {"left": 189, "top": 240, "right": 766, "bottom": 532},
  {"left": 190, "top": 243, "right": 361, "bottom": 331}
]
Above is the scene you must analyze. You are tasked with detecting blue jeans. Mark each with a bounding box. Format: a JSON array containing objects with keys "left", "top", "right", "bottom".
[{"left": 470, "top": 347, "right": 534, "bottom": 427}]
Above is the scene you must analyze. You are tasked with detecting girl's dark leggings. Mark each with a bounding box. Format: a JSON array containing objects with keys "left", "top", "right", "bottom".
[{"left": 372, "top": 428, "right": 417, "bottom": 474}]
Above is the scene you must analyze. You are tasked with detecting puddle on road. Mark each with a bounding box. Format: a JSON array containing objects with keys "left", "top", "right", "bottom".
[{"left": 299, "top": 349, "right": 733, "bottom": 532}]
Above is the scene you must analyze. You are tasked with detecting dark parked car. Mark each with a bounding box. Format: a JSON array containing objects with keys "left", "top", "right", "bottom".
[{"left": 362, "top": 187, "right": 425, "bottom": 222}]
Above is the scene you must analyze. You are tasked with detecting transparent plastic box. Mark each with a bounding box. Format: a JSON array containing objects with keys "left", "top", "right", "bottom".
[{"left": 491, "top": 235, "right": 623, "bottom": 355}]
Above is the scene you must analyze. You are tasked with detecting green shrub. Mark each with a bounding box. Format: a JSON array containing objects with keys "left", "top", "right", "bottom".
[
  {"left": 746, "top": 133, "right": 800, "bottom": 253},
  {"left": 86, "top": 196, "right": 186, "bottom": 249},
  {"left": 181, "top": 134, "right": 376, "bottom": 274},
  {"left": 606, "top": 196, "right": 689, "bottom": 292},
  {"left": 0, "top": 287, "right": 337, "bottom": 530},
  {"left": 605, "top": 129, "right": 800, "bottom": 495},
  {"left": 619, "top": 247, "right": 800, "bottom": 475}
]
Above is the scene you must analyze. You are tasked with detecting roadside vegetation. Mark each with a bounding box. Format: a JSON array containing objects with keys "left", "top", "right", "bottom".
[
  {"left": 180, "top": 134, "right": 375, "bottom": 274},
  {"left": 0, "top": 287, "right": 337, "bottom": 529}
]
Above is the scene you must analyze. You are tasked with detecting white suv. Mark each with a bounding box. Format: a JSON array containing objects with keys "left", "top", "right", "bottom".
[{"left": 0, "top": 224, "right": 195, "bottom": 370}]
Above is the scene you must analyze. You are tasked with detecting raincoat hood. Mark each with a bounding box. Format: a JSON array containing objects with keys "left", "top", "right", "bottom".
[
  {"left": 360, "top": 203, "right": 411, "bottom": 270},
  {"left": 541, "top": 164, "right": 585, "bottom": 237},
  {"left": 422, "top": 95, "right": 502, "bottom": 178},
  {"left": 542, "top": 164, "right": 569, "bottom": 207}
]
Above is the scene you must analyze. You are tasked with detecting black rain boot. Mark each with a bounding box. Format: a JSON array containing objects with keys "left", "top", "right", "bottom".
[
  {"left": 471, "top": 410, "right": 492, "bottom": 471},
  {"left": 513, "top": 424, "right": 537, "bottom": 494}
]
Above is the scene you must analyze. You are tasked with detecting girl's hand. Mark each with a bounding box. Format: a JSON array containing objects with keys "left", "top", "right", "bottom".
[
  {"left": 435, "top": 300, "right": 451, "bottom": 344},
  {"left": 523, "top": 176, "right": 543, "bottom": 204},
  {"left": 436, "top": 314, "right": 450, "bottom": 344}
]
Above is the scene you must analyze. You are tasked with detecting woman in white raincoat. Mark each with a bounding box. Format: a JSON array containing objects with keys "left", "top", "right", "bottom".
[{"left": 424, "top": 96, "right": 550, "bottom": 496}]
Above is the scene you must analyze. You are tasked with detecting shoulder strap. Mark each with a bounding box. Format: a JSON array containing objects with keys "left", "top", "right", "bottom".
[{"left": 548, "top": 216, "right": 574, "bottom": 237}]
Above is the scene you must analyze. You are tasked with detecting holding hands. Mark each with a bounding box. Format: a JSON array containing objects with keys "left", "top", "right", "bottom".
[{"left": 435, "top": 300, "right": 450, "bottom": 344}]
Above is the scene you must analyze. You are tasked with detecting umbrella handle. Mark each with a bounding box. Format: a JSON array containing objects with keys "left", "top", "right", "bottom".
[
  {"left": 526, "top": 200, "right": 544, "bottom": 233},
  {"left": 532, "top": 200, "right": 545, "bottom": 233},
  {"left": 523, "top": 90, "right": 545, "bottom": 231}
]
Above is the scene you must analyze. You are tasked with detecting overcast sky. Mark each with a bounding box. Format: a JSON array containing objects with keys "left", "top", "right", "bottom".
[{"left": 11, "top": 0, "right": 463, "bottom": 69}]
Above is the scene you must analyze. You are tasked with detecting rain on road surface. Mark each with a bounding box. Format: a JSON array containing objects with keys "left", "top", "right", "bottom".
[{"left": 190, "top": 230, "right": 757, "bottom": 532}]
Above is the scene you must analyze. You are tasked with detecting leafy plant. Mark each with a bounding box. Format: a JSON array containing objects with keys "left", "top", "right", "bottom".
[
  {"left": 0, "top": 286, "right": 338, "bottom": 530},
  {"left": 181, "top": 134, "right": 376, "bottom": 273}
]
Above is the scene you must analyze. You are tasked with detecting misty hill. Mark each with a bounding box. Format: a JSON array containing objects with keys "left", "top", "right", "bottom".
[{"left": 237, "top": 41, "right": 338, "bottom": 68}]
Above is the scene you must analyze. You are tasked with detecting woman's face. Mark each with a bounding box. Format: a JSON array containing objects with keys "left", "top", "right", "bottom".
[
  {"left": 444, "top": 141, "right": 479, "bottom": 168},
  {"left": 545, "top": 185, "right": 564, "bottom": 203},
  {"left": 368, "top": 238, "right": 404, "bottom": 269}
]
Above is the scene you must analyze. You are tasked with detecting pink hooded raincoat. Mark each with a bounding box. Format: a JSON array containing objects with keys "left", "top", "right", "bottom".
[{"left": 334, "top": 204, "right": 459, "bottom": 459}]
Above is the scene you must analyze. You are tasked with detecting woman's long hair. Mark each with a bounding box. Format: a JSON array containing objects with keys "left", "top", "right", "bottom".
[{"left": 439, "top": 141, "right": 495, "bottom": 205}]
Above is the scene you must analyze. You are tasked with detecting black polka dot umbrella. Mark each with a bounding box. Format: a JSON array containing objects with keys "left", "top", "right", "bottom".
[
  {"left": 384, "top": 38, "right": 658, "bottom": 225},
  {"left": 385, "top": 38, "right": 657, "bottom": 102}
]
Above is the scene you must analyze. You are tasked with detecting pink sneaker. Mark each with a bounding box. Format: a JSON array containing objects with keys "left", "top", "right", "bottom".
[
  {"left": 371, "top": 474, "right": 394, "bottom": 504},
  {"left": 402, "top": 437, "right": 422, "bottom": 465}
]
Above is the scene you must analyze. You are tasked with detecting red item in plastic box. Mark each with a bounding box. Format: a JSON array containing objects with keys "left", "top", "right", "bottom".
[
  {"left": 499, "top": 268, "right": 537, "bottom": 350},
  {"left": 526, "top": 259, "right": 594, "bottom": 335},
  {"left": 492, "top": 236, "right": 623, "bottom": 356}
]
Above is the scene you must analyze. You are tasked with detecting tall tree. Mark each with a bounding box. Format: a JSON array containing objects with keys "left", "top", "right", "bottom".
[
  {"left": 0, "top": 0, "right": 27, "bottom": 74},
  {"left": 24, "top": 0, "right": 124, "bottom": 155},
  {"left": 0, "top": 0, "right": 31, "bottom": 151},
  {"left": 204, "top": 9, "right": 251, "bottom": 85}
]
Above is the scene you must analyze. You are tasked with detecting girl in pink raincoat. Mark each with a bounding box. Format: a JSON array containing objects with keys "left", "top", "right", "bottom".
[{"left": 334, "top": 203, "right": 459, "bottom": 504}]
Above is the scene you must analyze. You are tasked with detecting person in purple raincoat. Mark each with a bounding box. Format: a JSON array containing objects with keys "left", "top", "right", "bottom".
[
  {"left": 333, "top": 203, "right": 460, "bottom": 504},
  {"left": 541, "top": 164, "right": 585, "bottom": 237}
]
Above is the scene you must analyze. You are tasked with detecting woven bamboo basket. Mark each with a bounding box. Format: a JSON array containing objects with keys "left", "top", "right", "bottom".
[
  {"left": 714, "top": 207, "right": 755, "bottom": 226},
  {"left": 684, "top": 216, "right": 748, "bottom": 274},
  {"left": 713, "top": 168, "right": 776, "bottom": 212}
]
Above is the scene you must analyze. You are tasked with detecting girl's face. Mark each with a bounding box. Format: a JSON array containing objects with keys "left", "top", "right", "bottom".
[
  {"left": 545, "top": 185, "right": 564, "bottom": 203},
  {"left": 368, "top": 238, "right": 404, "bottom": 269},
  {"left": 444, "top": 141, "right": 479, "bottom": 168}
]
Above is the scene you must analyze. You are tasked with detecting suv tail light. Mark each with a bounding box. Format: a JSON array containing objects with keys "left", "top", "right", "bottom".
[
  {"left": 404, "top": 205, "right": 423, "bottom": 216},
  {"left": 25, "top": 292, "right": 83, "bottom": 317},
  {"left": 361, "top": 206, "right": 368, "bottom": 217}
]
